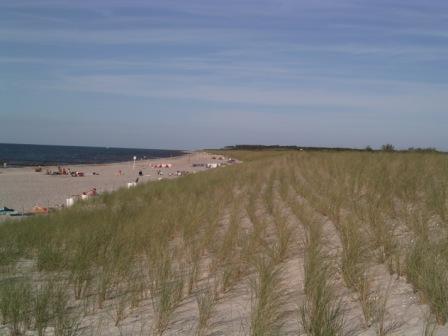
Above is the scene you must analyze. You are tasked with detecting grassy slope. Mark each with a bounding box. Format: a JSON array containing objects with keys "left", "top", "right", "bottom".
[{"left": 0, "top": 150, "right": 447, "bottom": 335}]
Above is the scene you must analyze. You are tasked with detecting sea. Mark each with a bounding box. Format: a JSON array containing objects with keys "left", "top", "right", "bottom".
[{"left": 0, "top": 143, "right": 185, "bottom": 167}]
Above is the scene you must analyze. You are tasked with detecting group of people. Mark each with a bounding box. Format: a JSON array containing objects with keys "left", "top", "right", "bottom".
[{"left": 42, "top": 166, "right": 97, "bottom": 177}]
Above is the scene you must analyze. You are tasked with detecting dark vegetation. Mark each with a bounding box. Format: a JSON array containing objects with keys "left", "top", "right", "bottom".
[{"left": 223, "top": 144, "right": 442, "bottom": 153}]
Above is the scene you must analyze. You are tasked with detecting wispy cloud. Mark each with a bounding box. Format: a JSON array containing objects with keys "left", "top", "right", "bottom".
[
  {"left": 38, "top": 73, "right": 445, "bottom": 117},
  {"left": 0, "top": 27, "right": 260, "bottom": 45},
  {"left": 1, "top": 0, "right": 447, "bottom": 149}
]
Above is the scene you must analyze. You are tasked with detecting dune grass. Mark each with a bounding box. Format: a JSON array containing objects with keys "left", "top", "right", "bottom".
[
  {"left": 249, "top": 254, "right": 284, "bottom": 336},
  {"left": 0, "top": 150, "right": 448, "bottom": 334},
  {"left": 194, "top": 285, "right": 217, "bottom": 336},
  {"left": 299, "top": 211, "right": 345, "bottom": 336},
  {"left": 406, "top": 239, "right": 448, "bottom": 325}
]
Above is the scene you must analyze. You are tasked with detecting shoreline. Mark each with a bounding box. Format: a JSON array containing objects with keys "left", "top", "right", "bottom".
[
  {"left": 0, "top": 151, "right": 190, "bottom": 169},
  {"left": 0, "top": 151, "right": 225, "bottom": 218},
  {"left": 10, "top": 150, "right": 191, "bottom": 169},
  {"left": 0, "top": 142, "right": 188, "bottom": 168}
]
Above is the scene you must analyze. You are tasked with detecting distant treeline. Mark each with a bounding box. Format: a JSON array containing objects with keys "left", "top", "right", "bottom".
[{"left": 223, "top": 144, "right": 443, "bottom": 153}]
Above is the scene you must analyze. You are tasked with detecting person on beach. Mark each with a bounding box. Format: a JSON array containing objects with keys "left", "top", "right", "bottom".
[{"left": 87, "top": 188, "right": 97, "bottom": 196}]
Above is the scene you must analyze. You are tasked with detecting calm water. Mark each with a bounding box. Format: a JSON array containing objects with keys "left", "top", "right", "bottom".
[{"left": 0, "top": 143, "right": 185, "bottom": 167}]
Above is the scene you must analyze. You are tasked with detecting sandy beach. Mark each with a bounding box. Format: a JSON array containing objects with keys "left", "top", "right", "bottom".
[{"left": 0, "top": 151, "right": 224, "bottom": 215}]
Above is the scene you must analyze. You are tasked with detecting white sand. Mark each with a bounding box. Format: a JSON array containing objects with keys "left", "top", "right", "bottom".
[{"left": 0, "top": 151, "right": 223, "bottom": 213}]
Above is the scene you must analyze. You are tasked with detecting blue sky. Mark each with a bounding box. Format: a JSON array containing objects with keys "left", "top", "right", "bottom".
[{"left": 1, "top": 0, "right": 447, "bottom": 150}]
